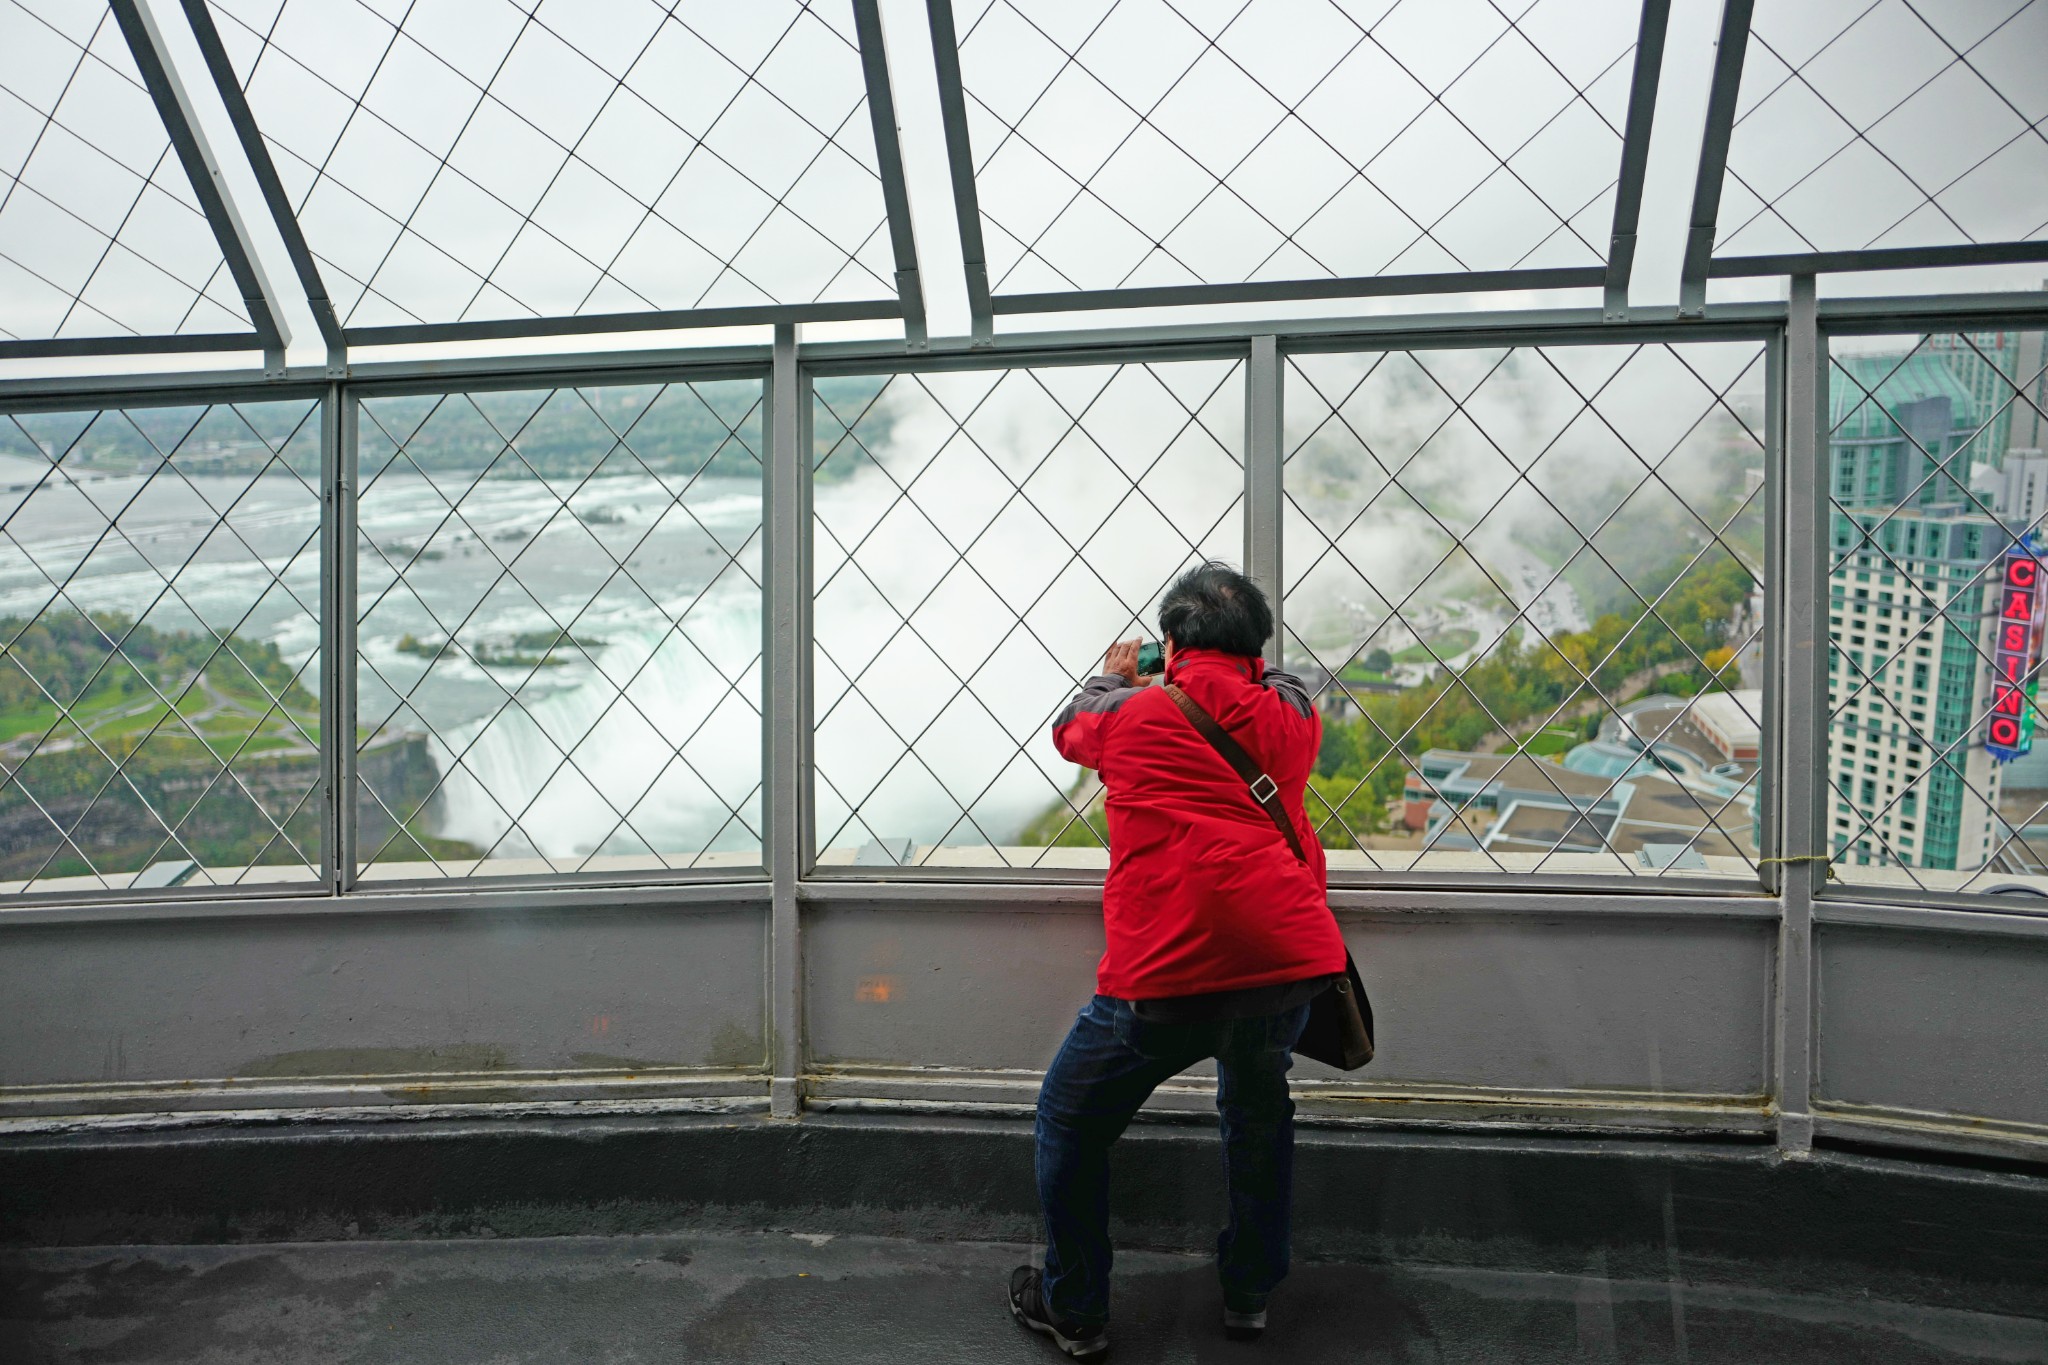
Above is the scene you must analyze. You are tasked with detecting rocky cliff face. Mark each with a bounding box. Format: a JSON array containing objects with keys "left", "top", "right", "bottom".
[{"left": 0, "top": 734, "right": 457, "bottom": 883}]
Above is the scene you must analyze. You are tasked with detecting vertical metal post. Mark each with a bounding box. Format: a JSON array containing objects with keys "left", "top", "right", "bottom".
[
  {"left": 321, "top": 383, "right": 359, "bottom": 894},
  {"left": 1758, "top": 330, "right": 1783, "bottom": 894},
  {"left": 1774, "top": 274, "right": 1825, "bottom": 1155},
  {"left": 765, "top": 323, "right": 806, "bottom": 1116},
  {"left": 110, "top": 0, "right": 292, "bottom": 372},
  {"left": 1678, "top": 0, "right": 1756, "bottom": 318},
  {"left": 1245, "top": 336, "right": 1284, "bottom": 666}
]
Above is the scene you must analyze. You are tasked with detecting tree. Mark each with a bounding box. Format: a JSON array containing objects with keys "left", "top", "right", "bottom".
[{"left": 1316, "top": 719, "right": 1357, "bottom": 778}]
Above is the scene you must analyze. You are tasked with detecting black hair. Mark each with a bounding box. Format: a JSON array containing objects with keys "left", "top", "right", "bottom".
[{"left": 1157, "top": 561, "right": 1272, "bottom": 658}]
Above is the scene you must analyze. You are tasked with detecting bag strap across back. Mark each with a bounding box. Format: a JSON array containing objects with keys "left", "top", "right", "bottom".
[{"left": 1163, "top": 683, "right": 1308, "bottom": 865}]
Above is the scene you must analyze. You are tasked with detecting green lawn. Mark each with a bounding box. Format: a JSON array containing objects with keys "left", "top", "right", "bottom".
[
  {"left": 1, "top": 657, "right": 314, "bottom": 754},
  {"left": 0, "top": 698, "right": 59, "bottom": 744},
  {"left": 0, "top": 665, "right": 163, "bottom": 743},
  {"left": 1508, "top": 726, "right": 1581, "bottom": 757},
  {"left": 1392, "top": 627, "right": 1479, "bottom": 665}
]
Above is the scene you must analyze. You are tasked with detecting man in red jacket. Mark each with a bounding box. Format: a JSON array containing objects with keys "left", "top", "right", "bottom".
[{"left": 1008, "top": 562, "right": 1347, "bottom": 1360}]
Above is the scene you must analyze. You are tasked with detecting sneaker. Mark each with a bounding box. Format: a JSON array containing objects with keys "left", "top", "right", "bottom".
[
  {"left": 1009, "top": 1266, "right": 1110, "bottom": 1360},
  {"left": 1223, "top": 1290, "right": 1267, "bottom": 1341}
]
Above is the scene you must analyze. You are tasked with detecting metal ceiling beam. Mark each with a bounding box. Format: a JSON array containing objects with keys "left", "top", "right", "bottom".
[
  {"left": 107, "top": 0, "right": 290, "bottom": 372},
  {"left": 1813, "top": 289, "right": 2048, "bottom": 336},
  {"left": 1604, "top": 0, "right": 1673, "bottom": 321},
  {"left": 1712, "top": 241, "right": 2048, "bottom": 278},
  {"left": 851, "top": 0, "right": 928, "bottom": 351},
  {"left": 925, "top": 0, "right": 993, "bottom": 345},
  {"left": 0, "top": 332, "right": 260, "bottom": 361},
  {"left": 1678, "top": 0, "right": 1756, "bottom": 318},
  {"left": 13, "top": 290, "right": 2048, "bottom": 406},
  {"left": 991, "top": 267, "right": 1607, "bottom": 316},
  {"left": 177, "top": 0, "right": 345, "bottom": 370},
  {"left": 342, "top": 300, "right": 902, "bottom": 351}
]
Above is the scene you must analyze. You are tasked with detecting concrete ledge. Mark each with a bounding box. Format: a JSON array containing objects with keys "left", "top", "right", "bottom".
[
  {"left": 0, "top": 1070, "right": 770, "bottom": 1121},
  {"left": 804, "top": 1069, "right": 1776, "bottom": 1137},
  {"left": 3, "top": 1111, "right": 2044, "bottom": 1317}
]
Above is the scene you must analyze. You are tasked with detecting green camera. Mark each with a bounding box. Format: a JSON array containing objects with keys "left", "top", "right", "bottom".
[{"left": 1136, "top": 641, "right": 1165, "bottom": 676}]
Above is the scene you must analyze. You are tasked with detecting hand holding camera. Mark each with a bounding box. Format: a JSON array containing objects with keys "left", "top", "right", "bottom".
[{"left": 1105, "top": 638, "right": 1166, "bottom": 687}]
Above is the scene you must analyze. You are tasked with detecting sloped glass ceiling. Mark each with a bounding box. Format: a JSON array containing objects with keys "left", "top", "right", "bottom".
[
  {"left": 1718, "top": 0, "right": 2048, "bottom": 257},
  {"left": 953, "top": 0, "right": 1643, "bottom": 294},
  {"left": 205, "top": 0, "right": 897, "bottom": 328},
  {"left": 5, "top": 0, "right": 2048, "bottom": 355},
  {"left": 0, "top": 0, "right": 251, "bottom": 340}
]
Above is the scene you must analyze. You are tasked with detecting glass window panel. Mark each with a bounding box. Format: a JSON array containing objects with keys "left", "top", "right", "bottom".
[
  {"left": 1826, "top": 328, "right": 2048, "bottom": 897},
  {"left": 954, "top": 0, "right": 1642, "bottom": 294},
  {"left": 0, "top": 0, "right": 249, "bottom": 341},
  {"left": 1719, "top": 0, "right": 2048, "bottom": 258},
  {"left": 353, "top": 377, "right": 765, "bottom": 881},
  {"left": 0, "top": 396, "right": 322, "bottom": 895},
  {"left": 1282, "top": 341, "right": 1768, "bottom": 881},
  {"left": 810, "top": 358, "right": 1244, "bottom": 869},
  {"left": 205, "top": 0, "right": 894, "bottom": 328}
]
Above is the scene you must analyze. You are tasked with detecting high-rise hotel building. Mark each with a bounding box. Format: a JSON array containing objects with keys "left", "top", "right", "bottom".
[
  {"left": 1927, "top": 328, "right": 2048, "bottom": 466},
  {"left": 1829, "top": 352, "right": 2007, "bottom": 871}
]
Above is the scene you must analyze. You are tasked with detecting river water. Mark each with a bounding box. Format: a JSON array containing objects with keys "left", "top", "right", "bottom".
[{"left": 0, "top": 449, "right": 1079, "bottom": 865}]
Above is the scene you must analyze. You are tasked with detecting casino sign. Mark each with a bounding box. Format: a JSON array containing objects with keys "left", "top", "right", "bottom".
[{"left": 1987, "top": 541, "right": 2046, "bottom": 763}]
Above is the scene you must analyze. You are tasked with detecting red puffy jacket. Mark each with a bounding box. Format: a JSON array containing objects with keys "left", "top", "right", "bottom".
[{"left": 1051, "top": 647, "right": 1346, "bottom": 1000}]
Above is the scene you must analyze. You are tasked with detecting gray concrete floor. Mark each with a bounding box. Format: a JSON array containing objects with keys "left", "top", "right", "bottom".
[{"left": 5, "top": 1230, "right": 2045, "bottom": 1364}]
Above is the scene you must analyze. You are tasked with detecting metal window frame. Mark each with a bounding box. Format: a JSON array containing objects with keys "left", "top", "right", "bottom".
[
  {"left": 1773, "top": 274, "right": 1825, "bottom": 1152},
  {"left": 0, "top": 357, "right": 781, "bottom": 909},
  {"left": 795, "top": 312, "right": 1787, "bottom": 894},
  {"left": 7, "top": 292, "right": 2048, "bottom": 917},
  {"left": 797, "top": 333, "right": 1255, "bottom": 884},
  {"left": 766, "top": 322, "right": 807, "bottom": 1114},
  {"left": 1804, "top": 296, "right": 2048, "bottom": 920},
  {"left": 320, "top": 382, "right": 352, "bottom": 893},
  {"left": 331, "top": 358, "right": 777, "bottom": 895},
  {"left": 0, "top": 375, "right": 335, "bottom": 911},
  {"left": 1276, "top": 315, "right": 1784, "bottom": 900}
]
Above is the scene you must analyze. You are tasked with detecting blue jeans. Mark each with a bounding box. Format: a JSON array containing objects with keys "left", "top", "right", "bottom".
[{"left": 1034, "top": 994, "right": 1311, "bottom": 1328}]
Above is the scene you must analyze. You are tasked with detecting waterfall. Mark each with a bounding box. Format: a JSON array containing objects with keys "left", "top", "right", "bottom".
[{"left": 430, "top": 581, "right": 764, "bottom": 863}]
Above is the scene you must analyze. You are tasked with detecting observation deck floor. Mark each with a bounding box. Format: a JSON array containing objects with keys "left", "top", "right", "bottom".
[{"left": 6, "top": 1227, "right": 2043, "bottom": 1364}]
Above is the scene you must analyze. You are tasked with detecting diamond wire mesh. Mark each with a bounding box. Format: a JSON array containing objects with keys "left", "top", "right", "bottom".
[
  {"left": 206, "top": 0, "right": 895, "bottom": 329},
  {"left": 809, "top": 359, "right": 1244, "bottom": 868},
  {"left": 1718, "top": 0, "right": 2048, "bottom": 258},
  {"left": 952, "top": 0, "right": 1640, "bottom": 296},
  {"left": 353, "top": 378, "right": 765, "bottom": 881},
  {"left": 1823, "top": 329, "right": 2048, "bottom": 897},
  {"left": 1281, "top": 340, "right": 1768, "bottom": 879},
  {"left": 0, "top": 0, "right": 251, "bottom": 341},
  {"left": 0, "top": 396, "right": 323, "bottom": 895}
]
